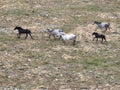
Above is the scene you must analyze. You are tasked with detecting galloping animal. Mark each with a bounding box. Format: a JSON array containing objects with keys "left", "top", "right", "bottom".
[
  {"left": 93, "top": 21, "right": 110, "bottom": 32},
  {"left": 45, "top": 28, "right": 64, "bottom": 39},
  {"left": 92, "top": 32, "right": 107, "bottom": 43},
  {"left": 59, "top": 32, "right": 77, "bottom": 45},
  {"left": 14, "top": 26, "right": 33, "bottom": 39}
]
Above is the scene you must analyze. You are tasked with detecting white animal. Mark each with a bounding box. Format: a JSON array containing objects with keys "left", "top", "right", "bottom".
[{"left": 59, "top": 32, "right": 76, "bottom": 45}]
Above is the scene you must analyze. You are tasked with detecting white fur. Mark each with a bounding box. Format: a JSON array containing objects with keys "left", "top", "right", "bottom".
[
  {"left": 42, "top": 28, "right": 64, "bottom": 39},
  {"left": 59, "top": 32, "right": 76, "bottom": 45},
  {"left": 51, "top": 29, "right": 63, "bottom": 35},
  {"left": 61, "top": 34, "right": 76, "bottom": 40}
]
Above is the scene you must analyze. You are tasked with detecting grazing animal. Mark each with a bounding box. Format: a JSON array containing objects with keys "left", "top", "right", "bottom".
[
  {"left": 46, "top": 28, "right": 64, "bottom": 39},
  {"left": 14, "top": 26, "right": 33, "bottom": 39},
  {"left": 92, "top": 32, "right": 106, "bottom": 43},
  {"left": 59, "top": 32, "right": 76, "bottom": 45},
  {"left": 93, "top": 21, "right": 110, "bottom": 32}
]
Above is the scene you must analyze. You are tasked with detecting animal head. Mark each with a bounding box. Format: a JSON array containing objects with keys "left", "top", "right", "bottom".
[
  {"left": 14, "top": 26, "right": 20, "bottom": 30},
  {"left": 92, "top": 32, "right": 98, "bottom": 36},
  {"left": 46, "top": 28, "right": 53, "bottom": 32},
  {"left": 93, "top": 21, "right": 101, "bottom": 25},
  {"left": 59, "top": 32, "right": 66, "bottom": 36},
  {"left": 43, "top": 29, "right": 49, "bottom": 32},
  {"left": 58, "top": 29, "right": 63, "bottom": 32}
]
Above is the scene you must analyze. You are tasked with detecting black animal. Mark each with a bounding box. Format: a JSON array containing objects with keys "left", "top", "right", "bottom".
[
  {"left": 93, "top": 21, "right": 110, "bottom": 32},
  {"left": 14, "top": 26, "right": 33, "bottom": 39},
  {"left": 92, "top": 32, "right": 107, "bottom": 43}
]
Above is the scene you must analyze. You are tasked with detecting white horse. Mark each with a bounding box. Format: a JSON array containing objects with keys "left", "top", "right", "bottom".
[{"left": 59, "top": 32, "right": 76, "bottom": 45}]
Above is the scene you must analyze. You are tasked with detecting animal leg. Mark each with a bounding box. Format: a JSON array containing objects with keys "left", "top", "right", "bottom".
[
  {"left": 93, "top": 37, "right": 95, "bottom": 41},
  {"left": 48, "top": 34, "right": 51, "bottom": 39},
  {"left": 59, "top": 35, "right": 62, "bottom": 40},
  {"left": 104, "top": 27, "right": 107, "bottom": 33},
  {"left": 101, "top": 38, "right": 103, "bottom": 43},
  {"left": 107, "top": 27, "right": 111, "bottom": 32},
  {"left": 53, "top": 35, "right": 56, "bottom": 40},
  {"left": 17, "top": 33, "right": 20, "bottom": 38},
  {"left": 73, "top": 36, "right": 76, "bottom": 45},
  {"left": 29, "top": 33, "right": 33, "bottom": 39},
  {"left": 73, "top": 40, "right": 76, "bottom": 45},
  {"left": 62, "top": 39, "right": 66, "bottom": 45},
  {"left": 25, "top": 34, "right": 28, "bottom": 39},
  {"left": 96, "top": 38, "right": 98, "bottom": 42},
  {"left": 104, "top": 37, "right": 107, "bottom": 42}
]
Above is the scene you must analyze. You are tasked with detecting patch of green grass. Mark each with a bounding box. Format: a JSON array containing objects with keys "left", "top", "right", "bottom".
[
  {"left": 82, "top": 57, "right": 107, "bottom": 69},
  {"left": 87, "top": 5, "right": 102, "bottom": 12},
  {"left": 6, "top": 9, "right": 32, "bottom": 16},
  {"left": 0, "top": 33, "right": 19, "bottom": 43}
]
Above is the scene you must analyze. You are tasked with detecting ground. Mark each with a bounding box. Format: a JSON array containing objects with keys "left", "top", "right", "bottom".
[{"left": 0, "top": 0, "right": 120, "bottom": 90}]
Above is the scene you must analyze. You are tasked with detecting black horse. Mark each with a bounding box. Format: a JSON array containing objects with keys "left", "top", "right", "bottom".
[
  {"left": 92, "top": 32, "right": 107, "bottom": 43},
  {"left": 14, "top": 26, "right": 33, "bottom": 39}
]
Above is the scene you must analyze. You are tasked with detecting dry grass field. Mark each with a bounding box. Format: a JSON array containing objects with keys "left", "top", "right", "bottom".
[{"left": 0, "top": 0, "right": 120, "bottom": 90}]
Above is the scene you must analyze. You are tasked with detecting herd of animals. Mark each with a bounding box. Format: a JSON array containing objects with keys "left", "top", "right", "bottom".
[{"left": 14, "top": 21, "right": 111, "bottom": 45}]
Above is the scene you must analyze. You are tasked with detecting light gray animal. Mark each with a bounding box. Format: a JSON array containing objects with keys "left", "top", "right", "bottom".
[
  {"left": 46, "top": 28, "right": 64, "bottom": 39},
  {"left": 93, "top": 21, "right": 111, "bottom": 32}
]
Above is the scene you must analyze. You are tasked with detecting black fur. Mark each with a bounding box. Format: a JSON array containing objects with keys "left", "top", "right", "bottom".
[
  {"left": 92, "top": 32, "right": 107, "bottom": 43},
  {"left": 14, "top": 26, "right": 33, "bottom": 39}
]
